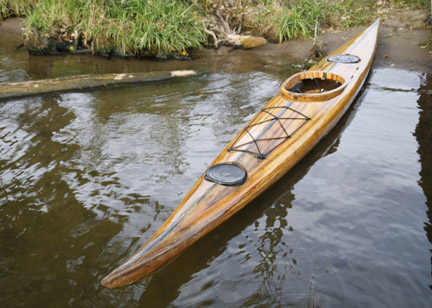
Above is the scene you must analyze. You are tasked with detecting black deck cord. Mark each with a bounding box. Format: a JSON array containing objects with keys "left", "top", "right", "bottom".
[{"left": 228, "top": 105, "right": 310, "bottom": 159}]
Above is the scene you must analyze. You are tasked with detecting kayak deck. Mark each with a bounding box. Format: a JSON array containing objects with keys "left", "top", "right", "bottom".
[{"left": 101, "top": 18, "right": 380, "bottom": 288}]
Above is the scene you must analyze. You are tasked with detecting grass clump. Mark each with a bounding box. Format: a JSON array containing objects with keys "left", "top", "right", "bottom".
[
  {"left": 243, "top": 0, "right": 328, "bottom": 42},
  {"left": 88, "top": 0, "right": 206, "bottom": 56},
  {"left": 20, "top": 0, "right": 206, "bottom": 57},
  {"left": 0, "top": 0, "right": 36, "bottom": 19},
  {"left": 328, "top": 0, "right": 377, "bottom": 27},
  {"left": 276, "top": 0, "right": 327, "bottom": 42}
]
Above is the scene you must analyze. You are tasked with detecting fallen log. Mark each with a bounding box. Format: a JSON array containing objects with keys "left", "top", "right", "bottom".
[{"left": 0, "top": 70, "right": 197, "bottom": 100}]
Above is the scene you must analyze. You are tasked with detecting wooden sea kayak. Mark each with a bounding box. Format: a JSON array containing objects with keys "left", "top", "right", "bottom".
[{"left": 101, "top": 18, "right": 380, "bottom": 288}]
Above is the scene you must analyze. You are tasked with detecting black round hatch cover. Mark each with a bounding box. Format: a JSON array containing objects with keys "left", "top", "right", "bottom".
[
  {"left": 205, "top": 163, "right": 247, "bottom": 186},
  {"left": 327, "top": 54, "right": 360, "bottom": 63}
]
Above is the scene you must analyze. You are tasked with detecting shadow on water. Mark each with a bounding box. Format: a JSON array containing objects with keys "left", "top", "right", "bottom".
[
  {"left": 414, "top": 72, "right": 432, "bottom": 290},
  {"left": 138, "top": 82, "right": 364, "bottom": 308}
]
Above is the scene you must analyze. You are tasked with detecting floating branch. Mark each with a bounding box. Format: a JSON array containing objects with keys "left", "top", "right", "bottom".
[{"left": 0, "top": 70, "right": 197, "bottom": 100}]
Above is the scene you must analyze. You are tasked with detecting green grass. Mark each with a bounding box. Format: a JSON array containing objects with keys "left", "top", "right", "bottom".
[
  {"left": 1, "top": 0, "right": 430, "bottom": 55},
  {"left": 276, "top": 0, "right": 327, "bottom": 42},
  {"left": 329, "top": 0, "right": 377, "bottom": 27},
  {"left": 19, "top": 0, "right": 206, "bottom": 56},
  {"left": 248, "top": 0, "right": 329, "bottom": 42},
  {"left": 92, "top": 0, "right": 206, "bottom": 55},
  {"left": 0, "top": 0, "right": 36, "bottom": 19},
  {"left": 394, "top": 0, "right": 429, "bottom": 6}
]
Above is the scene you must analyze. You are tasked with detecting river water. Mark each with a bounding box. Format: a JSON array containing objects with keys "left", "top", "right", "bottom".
[{"left": 1, "top": 29, "right": 431, "bottom": 308}]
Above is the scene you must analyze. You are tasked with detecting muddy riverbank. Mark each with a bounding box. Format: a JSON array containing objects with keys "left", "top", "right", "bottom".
[{"left": 1, "top": 13, "right": 431, "bottom": 77}]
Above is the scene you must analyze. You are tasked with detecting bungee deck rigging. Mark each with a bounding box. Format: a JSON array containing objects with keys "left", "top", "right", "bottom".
[{"left": 227, "top": 103, "right": 311, "bottom": 159}]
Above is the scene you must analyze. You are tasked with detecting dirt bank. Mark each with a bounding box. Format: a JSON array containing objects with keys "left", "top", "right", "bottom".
[
  {"left": 197, "top": 8, "right": 432, "bottom": 73},
  {"left": 0, "top": 17, "right": 24, "bottom": 37},
  {"left": 1, "top": 13, "right": 431, "bottom": 73}
]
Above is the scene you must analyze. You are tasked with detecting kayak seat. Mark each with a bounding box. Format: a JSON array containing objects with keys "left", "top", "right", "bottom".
[{"left": 280, "top": 71, "right": 347, "bottom": 102}]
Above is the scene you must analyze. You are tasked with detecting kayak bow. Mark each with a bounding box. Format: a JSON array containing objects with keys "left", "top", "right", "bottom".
[{"left": 101, "top": 18, "right": 380, "bottom": 288}]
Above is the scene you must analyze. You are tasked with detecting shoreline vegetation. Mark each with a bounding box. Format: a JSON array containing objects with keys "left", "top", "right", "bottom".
[{"left": 0, "top": 0, "right": 430, "bottom": 59}]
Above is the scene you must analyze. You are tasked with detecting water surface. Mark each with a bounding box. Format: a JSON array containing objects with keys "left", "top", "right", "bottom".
[{"left": 1, "top": 30, "right": 431, "bottom": 308}]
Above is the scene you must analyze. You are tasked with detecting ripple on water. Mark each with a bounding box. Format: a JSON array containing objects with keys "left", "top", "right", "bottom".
[{"left": 1, "top": 55, "right": 431, "bottom": 308}]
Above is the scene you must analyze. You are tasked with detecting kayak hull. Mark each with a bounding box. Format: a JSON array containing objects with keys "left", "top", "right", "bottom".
[{"left": 101, "top": 18, "right": 380, "bottom": 288}]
